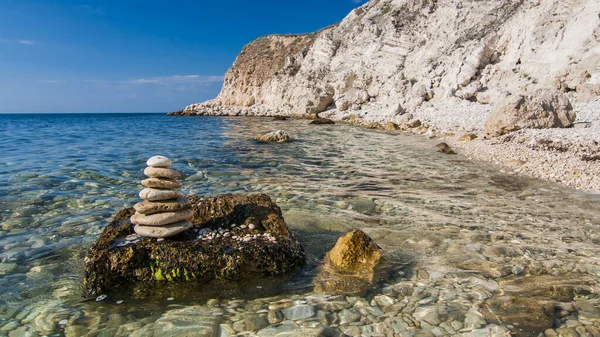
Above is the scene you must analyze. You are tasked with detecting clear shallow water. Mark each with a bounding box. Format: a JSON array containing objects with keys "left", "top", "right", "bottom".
[{"left": 1, "top": 113, "right": 600, "bottom": 336}]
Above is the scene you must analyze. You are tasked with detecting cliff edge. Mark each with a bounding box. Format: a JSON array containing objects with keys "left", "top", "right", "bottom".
[{"left": 179, "top": 0, "right": 600, "bottom": 127}]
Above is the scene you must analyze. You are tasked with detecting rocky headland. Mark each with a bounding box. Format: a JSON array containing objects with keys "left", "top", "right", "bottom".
[{"left": 172, "top": 0, "right": 600, "bottom": 192}]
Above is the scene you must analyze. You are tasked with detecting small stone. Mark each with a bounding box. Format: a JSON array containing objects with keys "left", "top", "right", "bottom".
[
  {"left": 248, "top": 224, "right": 256, "bottom": 230},
  {"left": 407, "top": 119, "right": 422, "bottom": 128},
  {"left": 144, "top": 167, "right": 181, "bottom": 179},
  {"left": 374, "top": 295, "right": 395, "bottom": 307},
  {"left": 268, "top": 310, "right": 284, "bottom": 324},
  {"left": 58, "top": 319, "right": 68, "bottom": 325},
  {"left": 232, "top": 314, "right": 268, "bottom": 332},
  {"left": 146, "top": 156, "right": 172, "bottom": 167},
  {"left": 134, "top": 198, "right": 191, "bottom": 215},
  {"left": 459, "top": 133, "right": 478, "bottom": 141},
  {"left": 282, "top": 304, "right": 316, "bottom": 320},
  {"left": 141, "top": 177, "right": 182, "bottom": 189},
  {"left": 338, "top": 308, "right": 361, "bottom": 325},
  {"left": 436, "top": 143, "right": 456, "bottom": 155},
  {"left": 134, "top": 220, "right": 192, "bottom": 238},
  {"left": 139, "top": 188, "right": 184, "bottom": 202},
  {"left": 130, "top": 209, "right": 193, "bottom": 226},
  {"left": 167, "top": 297, "right": 174, "bottom": 301},
  {"left": 96, "top": 295, "right": 107, "bottom": 302}
]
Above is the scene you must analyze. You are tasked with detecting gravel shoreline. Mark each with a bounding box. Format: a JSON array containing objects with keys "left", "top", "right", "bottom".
[{"left": 417, "top": 98, "right": 600, "bottom": 194}]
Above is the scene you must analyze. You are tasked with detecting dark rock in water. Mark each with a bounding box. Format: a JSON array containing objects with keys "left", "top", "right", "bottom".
[
  {"left": 436, "top": 142, "right": 456, "bottom": 155},
  {"left": 310, "top": 118, "right": 335, "bottom": 125},
  {"left": 83, "top": 194, "right": 305, "bottom": 296},
  {"left": 273, "top": 116, "right": 288, "bottom": 121},
  {"left": 166, "top": 110, "right": 184, "bottom": 116}
]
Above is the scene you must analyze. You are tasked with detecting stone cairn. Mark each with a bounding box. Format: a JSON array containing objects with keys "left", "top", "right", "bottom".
[{"left": 131, "top": 156, "right": 193, "bottom": 238}]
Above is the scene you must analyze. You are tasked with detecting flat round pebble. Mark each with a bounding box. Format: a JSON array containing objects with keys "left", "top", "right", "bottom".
[
  {"left": 146, "top": 155, "right": 172, "bottom": 167},
  {"left": 96, "top": 295, "right": 107, "bottom": 302}
]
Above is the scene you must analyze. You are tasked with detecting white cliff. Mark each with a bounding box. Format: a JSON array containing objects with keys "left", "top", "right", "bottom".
[{"left": 180, "top": 0, "right": 600, "bottom": 131}]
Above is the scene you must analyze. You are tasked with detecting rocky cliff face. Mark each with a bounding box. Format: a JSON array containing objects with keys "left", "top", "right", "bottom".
[{"left": 181, "top": 0, "right": 600, "bottom": 129}]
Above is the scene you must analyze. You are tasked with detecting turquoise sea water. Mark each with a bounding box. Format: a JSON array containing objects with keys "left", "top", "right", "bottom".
[{"left": 1, "top": 113, "right": 599, "bottom": 336}]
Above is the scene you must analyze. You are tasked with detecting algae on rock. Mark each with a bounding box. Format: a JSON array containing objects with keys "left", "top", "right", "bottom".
[{"left": 83, "top": 194, "right": 306, "bottom": 296}]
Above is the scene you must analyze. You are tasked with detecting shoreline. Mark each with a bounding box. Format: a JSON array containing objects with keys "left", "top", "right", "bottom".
[{"left": 169, "top": 98, "right": 600, "bottom": 194}]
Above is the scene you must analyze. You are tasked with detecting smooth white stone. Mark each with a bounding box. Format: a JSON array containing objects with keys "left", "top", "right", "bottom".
[{"left": 146, "top": 156, "right": 172, "bottom": 167}]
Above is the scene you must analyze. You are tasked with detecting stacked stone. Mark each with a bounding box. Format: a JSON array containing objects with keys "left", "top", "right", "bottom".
[{"left": 131, "top": 156, "right": 193, "bottom": 238}]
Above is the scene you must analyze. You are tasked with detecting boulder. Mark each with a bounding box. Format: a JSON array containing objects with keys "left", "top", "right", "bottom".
[
  {"left": 336, "top": 87, "right": 370, "bottom": 111},
  {"left": 83, "top": 194, "right": 305, "bottom": 296},
  {"left": 326, "top": 230, "right": 381, "bottom": 273},
  {"left": 485, "top": 90, "right": 576, "bottom": 137},
  {"left": 254, "top": 130, "right": 291, "bottom": 143},
  {"left": 314, "top": 230, "right": 382, "bottom": 294}
]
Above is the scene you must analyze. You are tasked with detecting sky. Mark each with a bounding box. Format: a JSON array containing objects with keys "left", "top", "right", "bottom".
[{"left": 0, "top": 0, "right": 365, "bottom": 113}]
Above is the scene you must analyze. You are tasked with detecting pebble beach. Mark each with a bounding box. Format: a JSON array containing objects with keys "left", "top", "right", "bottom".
[{"left": 414, "top": 98, "right": 600, "bottom": 194}]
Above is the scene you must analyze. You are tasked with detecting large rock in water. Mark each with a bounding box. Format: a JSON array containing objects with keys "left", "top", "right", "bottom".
[
  {"left": 485, "top": 90, "right": 576, "bottom": 137},
  {"left": 83, "top": 194, "right": 305, "bottom": 296},
  {"left": 314, "top": 230, "right": 382, "bottom": 294}
]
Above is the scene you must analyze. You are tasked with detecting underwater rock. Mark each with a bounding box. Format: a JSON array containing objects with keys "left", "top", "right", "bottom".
[
  {"left": 310, "top": 118, "right": 335, "bottom": 125},
  {"left": 83, "top": 193, "right": 305, "bottom": 296},
  {"left": 254, "top": 130, "right": 291, "bottom": 143}
]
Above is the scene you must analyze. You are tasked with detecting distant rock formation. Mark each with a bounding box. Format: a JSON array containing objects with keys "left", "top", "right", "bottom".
[{"left": 177, "top": 0, "right": 599, "bottom": 129}]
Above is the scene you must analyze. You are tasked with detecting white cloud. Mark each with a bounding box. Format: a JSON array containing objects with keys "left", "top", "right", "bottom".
[
  {"left": 86, "top": 75, "right": 224, "bottom": 86},
  {"left": 126, "top": 75, "right": 224, "bottom": 85},
  {"left": 0, "top": 38, "right": 37, "bottom": 45},
  {"left": 77, "top": 5, "right": 106, "bottom": 15}
]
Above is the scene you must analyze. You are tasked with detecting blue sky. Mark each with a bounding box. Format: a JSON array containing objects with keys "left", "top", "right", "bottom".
[{"left": 0, "top": 0, "right": 364, "bottom": 113}]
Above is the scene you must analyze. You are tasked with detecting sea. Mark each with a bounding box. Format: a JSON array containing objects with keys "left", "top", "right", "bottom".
[{"left": 0, "top": 113, "right": 599, "bottom": 336}]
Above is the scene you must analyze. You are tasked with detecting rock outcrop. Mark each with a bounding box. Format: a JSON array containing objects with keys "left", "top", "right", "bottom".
[
  {"left": 176, "top": 0, "right": 600, "bottom": 127},
  {"left": 83, "top": 194, "right": 305, "bottom": 296}
]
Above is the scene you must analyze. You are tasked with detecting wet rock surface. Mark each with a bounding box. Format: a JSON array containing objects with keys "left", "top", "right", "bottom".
[{"left": 83, "top": 194, "right": 306, "bottom": 296}]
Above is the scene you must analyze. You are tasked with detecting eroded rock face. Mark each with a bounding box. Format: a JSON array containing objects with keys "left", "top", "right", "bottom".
[
  {"left": 485, "top": 90, "right": 576, "bottom": 137},
  {"left": 83, "top": 194, "right": 305, "bottom": 296},
  {"left": 178, "top": 0, "right": 600, "bottom": 122}
]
